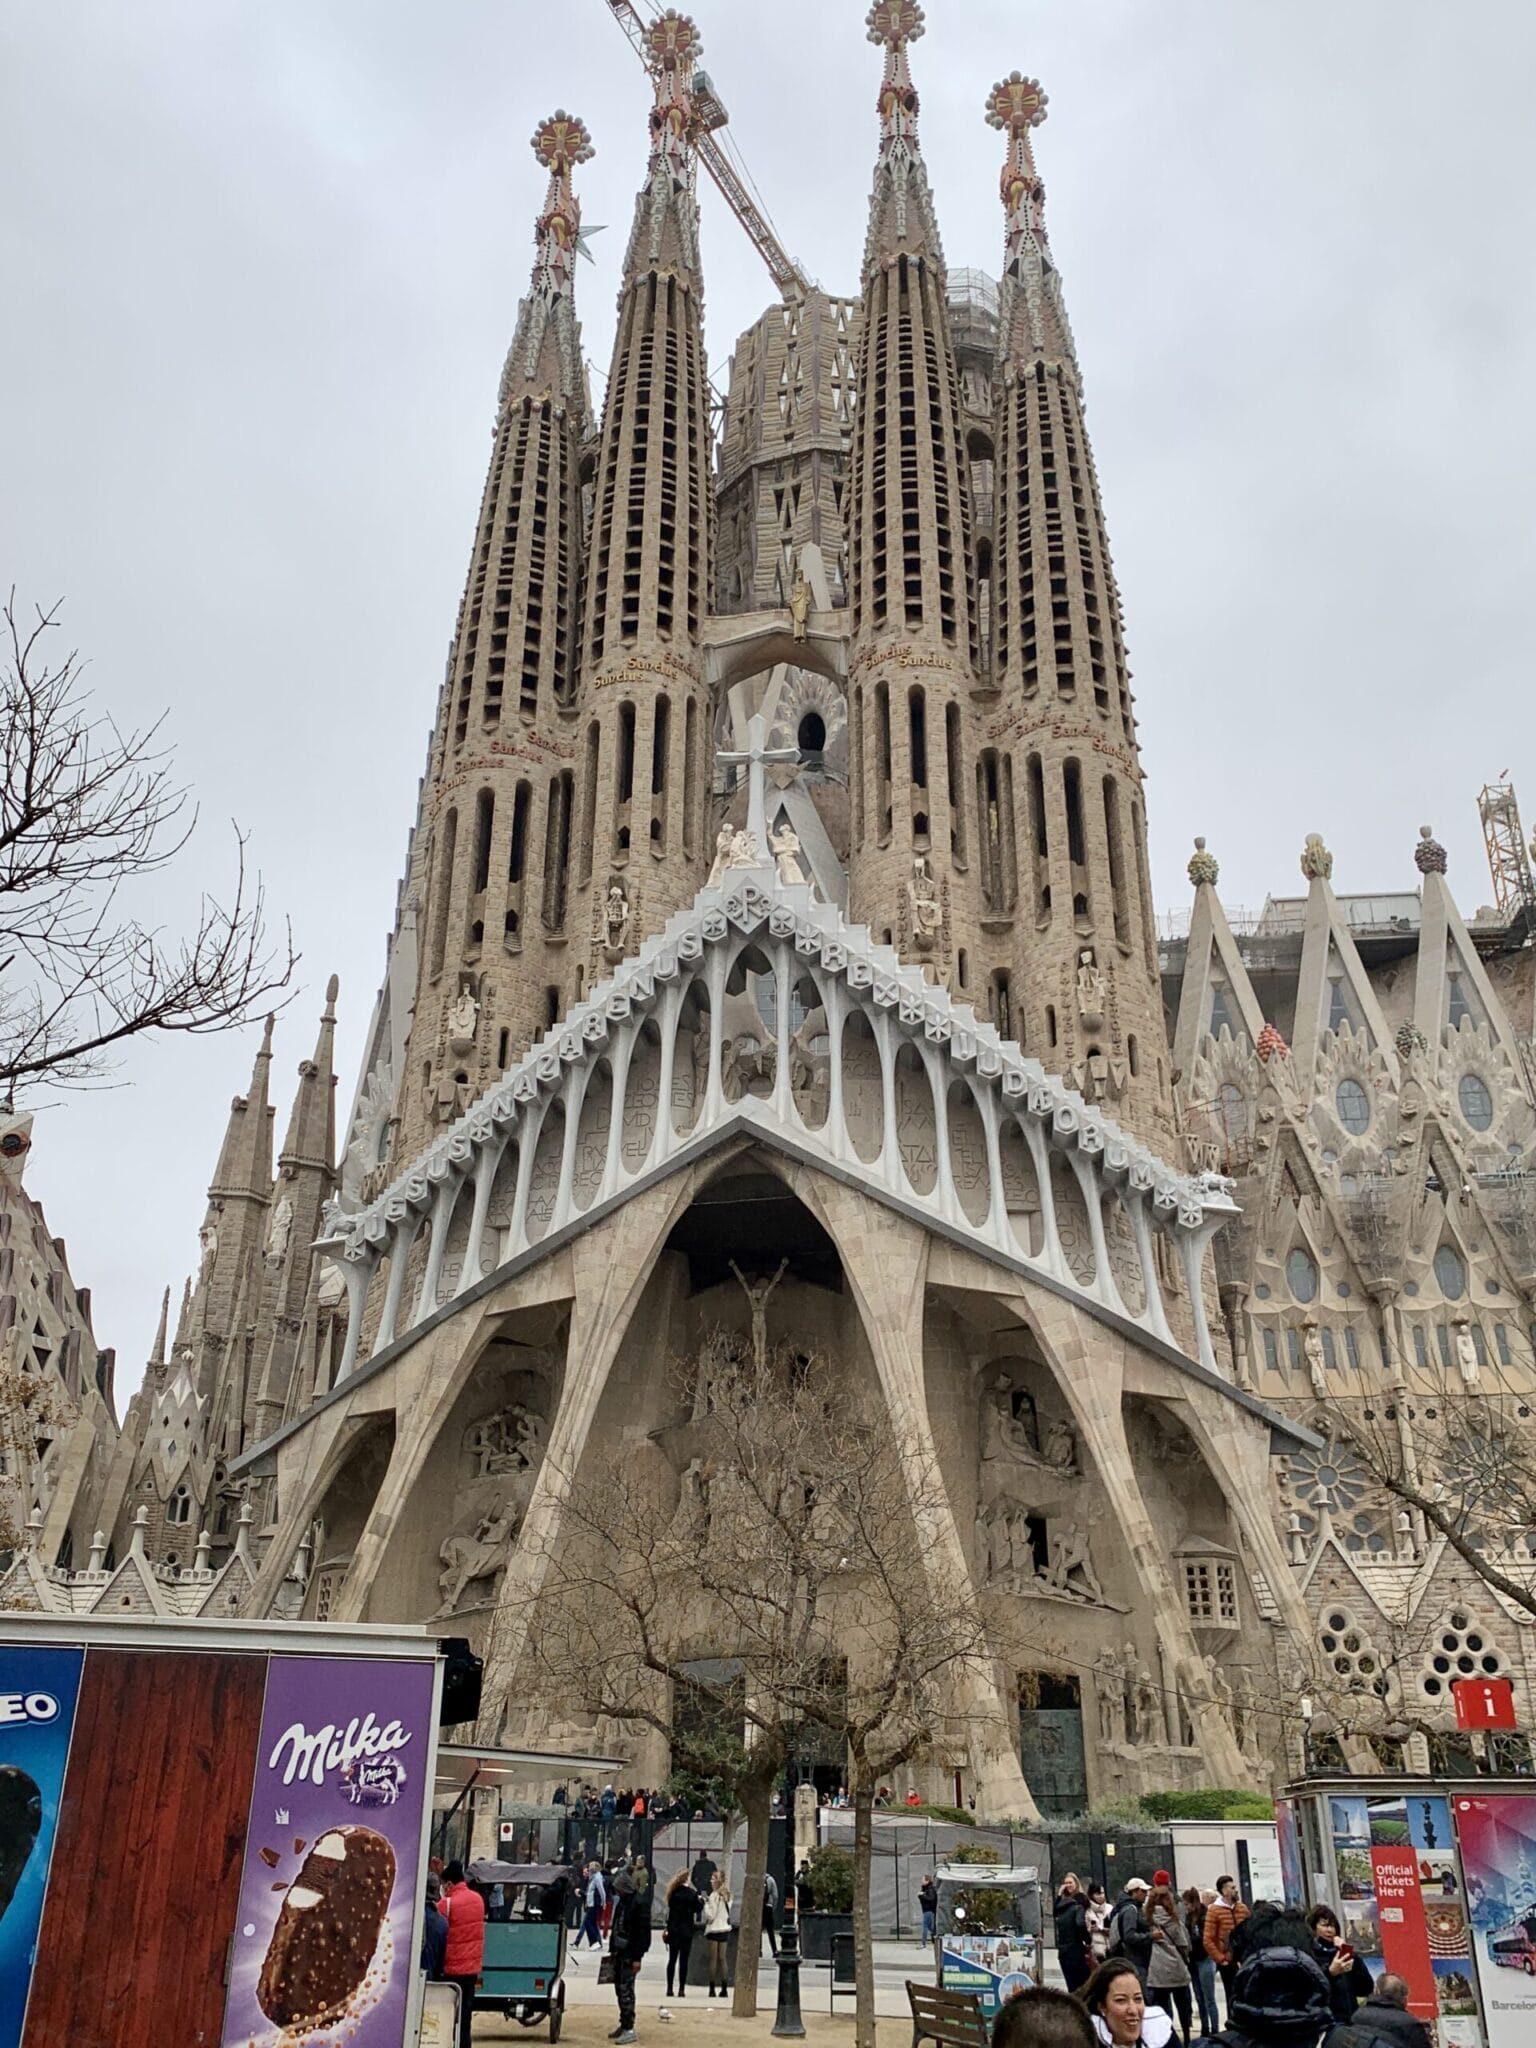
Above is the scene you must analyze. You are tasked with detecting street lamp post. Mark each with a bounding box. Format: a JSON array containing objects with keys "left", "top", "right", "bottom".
[{"left": 772, "top": 1779, "right": 806, "bottom": 2037}]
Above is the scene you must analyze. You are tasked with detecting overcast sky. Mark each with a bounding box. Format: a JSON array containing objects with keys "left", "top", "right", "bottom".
[{"left": 2, "top": 1, "right": 1533, "bottom": 1408}]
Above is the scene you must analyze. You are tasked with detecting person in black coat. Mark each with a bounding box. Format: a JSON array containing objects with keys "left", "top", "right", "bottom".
[
  {"left": 609, "top": 1862, "right": 653, "bottom": 2043},
  {"left": 420, "top": 1874, "right": 448, "bottom": 1980},
  {"left": 1054, "top": 1875, "right": 1092, "bottom": 1993},
  {"left": 1306, "top": 1907, "right": 1374, "bottom": 2026},
  {"left": 664, "top": 1869, "right": 703, "bottom": 1997}
]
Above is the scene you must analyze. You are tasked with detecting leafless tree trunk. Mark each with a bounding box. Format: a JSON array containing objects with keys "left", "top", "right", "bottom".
[
  {"left": 0, "top": 592, "right": 294, "bottom": 1094},
  {"left": 502, "top": 1331, "right": 1024, "bottom": 2044}
]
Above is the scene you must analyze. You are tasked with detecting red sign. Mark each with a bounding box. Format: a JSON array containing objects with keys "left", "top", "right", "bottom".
[
  {"left": 1369, "top": 1848, "right": 1437, "bottom": 2025},
  {"left": 1453, "top": 1676, "right": 1517, "bottom": 1729}
]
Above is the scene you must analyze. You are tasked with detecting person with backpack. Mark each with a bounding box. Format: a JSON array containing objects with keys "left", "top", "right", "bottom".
[
  {"left": 1183, "top": 1887, "right": 1219, "bottom": 2040},
  {"left": 1106, "top": 1877, "right": 1154, "bottom": 1981},
  {"left": 920, "top": 1872, "right": 939, "bottom": 1946},
  {"left": 1321, "top": 1973, "right": 1430, "bottom": 2048},
  {"left": 1207, "top": 1937, "right": 1332, "bottom": 2048}
]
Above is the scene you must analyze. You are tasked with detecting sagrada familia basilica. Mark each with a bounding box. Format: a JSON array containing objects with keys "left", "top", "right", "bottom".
[{"left": 5, "top": 3, "right": 1535, "bottom": 1813}]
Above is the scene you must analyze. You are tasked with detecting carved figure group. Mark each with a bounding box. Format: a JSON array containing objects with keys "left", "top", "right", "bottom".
[
  {"left": 975, "top": 1500, "right": 1103, "bottom": 1605},
  {"left": 980, "top": 1378, "right": 1078, "bottom": 1480},
  {"left": 1092, "top": 1642, "right": 1165, "bottom": 1748}
]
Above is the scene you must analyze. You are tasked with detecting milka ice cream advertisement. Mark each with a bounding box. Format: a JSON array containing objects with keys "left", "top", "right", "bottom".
[
  {"left": 222, "top": 1655, "right": 436, "bottom": 2048},
  {"left": 0, "top": 1644, "right": 83, "bottom": 2048}
]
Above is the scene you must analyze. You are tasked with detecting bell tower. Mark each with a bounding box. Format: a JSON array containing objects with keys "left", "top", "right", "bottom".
[
  {"left": 399, "top": 112, "right": 596, "bottom": 1159},
  {"left": 986, "top": 72, "right": 1172, "bottom": 1138},
  {"left": 845, "top": 1, "right": 985, "bottom": 987},
  {"left": 573, "top": 11, "right": 715, "bottom": 988}
]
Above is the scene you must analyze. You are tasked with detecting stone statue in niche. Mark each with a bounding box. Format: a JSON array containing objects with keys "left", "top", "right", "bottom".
[
  {"left": 1076, "top": 949, "right": 1107, "bottom": 1032},
  {"left": 1127, "top": 1656, "right": 1165, "bottom": 1747},
  {"left": 770, "top": 821, "right": 806, "bottom": 890},
  {"left": 707, "top": 824, "right": 736, "bottom": 888},
  {"left": 909, "top": 853, "right": 943, "bottom": 949},
  {"left": 448, "top": 982, "right": 479, "bottom": 1052},
  {"left": 1041, "top": 1418, "right": 1078, "bottom": 1474},
  {"left": 1203, "top": 1654, "right": 1236, "bottom": 1736},
  {"left": 434, "top": 1499, "right": 520, "bottom": 1616},
  {"left": 1094, "top": 1645, "right": 1127, "bottom": 1745},
  {"left": 1301, "top": 1320, "right": 1327, "bottom": 1397},
  {"left": 199, "top": 1221, "right": 219, "bottom": 1277},
  {"left": 604, "top": 882, "right": 631, "bottom": 958},
  {"left": 789, "top": 568, "right": 811, "bottom": 641},
  {"left": 1452, "top": 1319, "right": 1481, "bottom": 1390},
  {"left": 1232, "top": 1663, "right": 1261, "bottom": 1761},
  {"left": 266, "top": 1195, "right": 293, "bottom": 1267}
]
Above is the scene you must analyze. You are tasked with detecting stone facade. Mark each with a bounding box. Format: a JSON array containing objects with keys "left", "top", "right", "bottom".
[{"left": 8, "top": 6, "right": 1536, "bottom": 1806}]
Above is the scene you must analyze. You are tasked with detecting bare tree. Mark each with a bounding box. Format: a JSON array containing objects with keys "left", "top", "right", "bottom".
[
  {"left": 0, "top": 592, "right": 294, "bottom": 1095},
  {"left": 507, "top": 1331, "right": 1008, "bottom": 2044}
]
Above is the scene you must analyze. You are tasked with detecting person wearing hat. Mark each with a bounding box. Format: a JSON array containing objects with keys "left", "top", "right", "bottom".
[
  {"left": 1106, "top": 1879, "right": 1154, "bottom": 1980},
  {"left": 1209, "top": 1930, "right": 1333, "bottom": 2048}
]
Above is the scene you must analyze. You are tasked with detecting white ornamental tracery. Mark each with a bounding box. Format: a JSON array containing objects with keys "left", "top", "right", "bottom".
[{"left": 318, "top": 856, "right": 1238, "bottom": 1384}]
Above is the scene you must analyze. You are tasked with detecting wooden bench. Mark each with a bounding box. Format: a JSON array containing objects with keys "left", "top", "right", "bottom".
[{"left": 907, "top": 1980, "right": 990, "bottom": 2048}]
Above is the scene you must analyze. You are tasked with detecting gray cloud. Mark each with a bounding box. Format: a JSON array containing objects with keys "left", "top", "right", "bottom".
[{"left": 2, "top": 0, "right": 1531, "bottom": 1401}]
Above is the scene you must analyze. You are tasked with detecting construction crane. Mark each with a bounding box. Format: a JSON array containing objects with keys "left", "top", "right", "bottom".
[
  {"left": 1479, "top": 777, "right": 1536, "bottom": 928},
  {"left": 604, "top": 0, "right": 812, "bottom": 301}
]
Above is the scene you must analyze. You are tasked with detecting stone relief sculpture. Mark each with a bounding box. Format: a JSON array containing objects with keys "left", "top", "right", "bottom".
[
  {"left": 1302, "top": 1320, "right": 1327, "bottom": 1397},
  {"left": 435, "top": 1501, "right": 520, "bottom": 1617},
  {"left": 975, "top": 1501, "right": 1115, "bottom": 1607},
  {"left": 434, "top": 1395, "right": 550, "bottom": 1618},
  {"left": 1128, "top": 1655, "right": 1165, "bottom": 1747},
  {"left": 1044, "top": 1523, "right": 1103, "bottom": 1604},
  {"left": 980, "top": 1375, "right": 1078, "bottom": 1482}
]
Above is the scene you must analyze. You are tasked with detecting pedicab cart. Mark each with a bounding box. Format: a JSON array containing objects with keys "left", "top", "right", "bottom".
[
  {"left": 932, "top": 1861, "right": 1042, "bottom": 2022},
  {"left": 465, "top": 1861, "right": 571, "bottom": 2039}
]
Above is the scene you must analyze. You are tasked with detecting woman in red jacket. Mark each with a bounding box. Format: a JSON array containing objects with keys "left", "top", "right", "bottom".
[{"left": 440, "top": 1860, "right": 487, "bottom": 2048}]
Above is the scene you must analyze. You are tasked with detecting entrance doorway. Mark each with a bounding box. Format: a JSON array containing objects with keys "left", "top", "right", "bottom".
[{"left": 1019, "top": 1673, "right": 1087, "bottom": 1816}]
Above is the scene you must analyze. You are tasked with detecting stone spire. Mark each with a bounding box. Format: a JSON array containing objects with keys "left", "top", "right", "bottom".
[
  {"left": 846, "top": 1, "right": 981, "bottom": 983},
  {"left": 985, "top": 73, "right": 1169, "bottom": 1139},
  {"left": 397, "top": 119, "right": 597, "bottom": 1160},
  {"left": 208, "top": 1015, "right": 275, "bottom": 1203},
  {"left": 253, "top": 976, "right": 343, "bottom": 1441},
  {"left": 862, "top": 0, "right": 944, "bottom": 277},
  {"left": 277, "top": 974, "right": 339, "bottom": 1178},
  {"left": 575, "top": 13, "right": 714, "bottom": 977}
]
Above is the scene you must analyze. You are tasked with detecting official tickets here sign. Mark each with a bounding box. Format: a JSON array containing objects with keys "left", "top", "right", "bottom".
[
  {"left": 1455, "top": 1794, "right": 1536, "bottom": 2048},
  {"left": 940, "top": 1936, "right": 1037, "bottom": 2019},
  {"left": 0, "top": 1644, "right": 83, "bottom": 2048},
  {"left": 222, "top": 1655, "right": 436, "bottom": 2048},
  {"left": 1369, "top": 1848, "right": 1436, "bottom": 2027}
]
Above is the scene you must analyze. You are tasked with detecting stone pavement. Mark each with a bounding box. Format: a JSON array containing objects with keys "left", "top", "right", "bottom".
[{"left": 470, "top": 1938, "right": 1066, "bottom": 2037}]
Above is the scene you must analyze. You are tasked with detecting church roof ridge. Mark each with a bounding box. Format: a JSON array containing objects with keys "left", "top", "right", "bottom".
[{"left": 322, "top": 854, "right": 1232, "bottom": 1267}]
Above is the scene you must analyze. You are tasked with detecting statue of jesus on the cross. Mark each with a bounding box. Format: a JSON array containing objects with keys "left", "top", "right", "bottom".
[{"left": 716, "top": 713, "right": 798, "bottom": 870}]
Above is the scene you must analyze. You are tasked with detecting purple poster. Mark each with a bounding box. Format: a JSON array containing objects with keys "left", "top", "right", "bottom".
[{"left": 222, "top": 1655, "right": 437, "bottom": 2048}]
